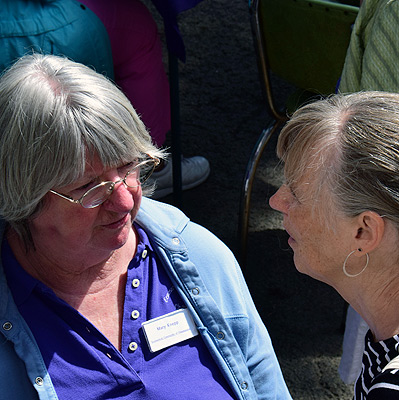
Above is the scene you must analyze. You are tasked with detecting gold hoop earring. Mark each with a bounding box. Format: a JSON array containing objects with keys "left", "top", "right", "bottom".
[{"left": 343, "top": 249, "right": 369, "bottom": 278}]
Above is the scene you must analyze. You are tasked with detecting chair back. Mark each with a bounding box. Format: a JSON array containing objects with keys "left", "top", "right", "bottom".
[{"left": 250, "top": 0, "right": 359, "bottom": 119}]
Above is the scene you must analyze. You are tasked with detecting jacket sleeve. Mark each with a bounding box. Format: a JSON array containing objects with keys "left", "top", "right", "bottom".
[{"left": 0, "top": 336, "right": 40, "bottom": 399}]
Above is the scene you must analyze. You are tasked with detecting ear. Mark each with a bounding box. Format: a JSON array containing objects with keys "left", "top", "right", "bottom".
[{"left": 353, "top": 211, "right": 385, "bottom": 254}]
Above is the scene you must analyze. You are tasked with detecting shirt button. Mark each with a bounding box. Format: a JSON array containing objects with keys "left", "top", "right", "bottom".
[
  {"left": 132, "top": 278, "right": 140, "bottom": 288},
  {"left": 191, "top": 287, "right": 200, "bottom": 295},
  {"left": 131, "top": 310, "right": 140, "bottom": 319},
  {"left": 172, "top": 237, "right": 180, "bottom": 245},
  {"left": 141, "top": 249, "right": 148, "bottom": 259},
  {"left": 216, "top": 331, "right": 225, "bottom": 340},
  {"left": 128, "top": 342, "right": 138, "bottom": 352},
  {"left": 35, "top": 377, "right": 44, "bottom": 386},
  {"left": 241, "top": 381, "right": 249, "bottom": 390},
  {"left": 2, "top": 322, "right": 12, "bottom": 331}
]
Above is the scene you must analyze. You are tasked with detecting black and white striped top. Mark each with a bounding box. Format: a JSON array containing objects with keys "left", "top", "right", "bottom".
[{"left": 354, "top": 330, "right": 399, "bottom": 399}]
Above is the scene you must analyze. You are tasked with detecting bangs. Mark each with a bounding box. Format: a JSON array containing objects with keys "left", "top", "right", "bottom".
[
  {"left": 277, "top": 109, "right": 342, "bottom": 216},
  {"left": 50, "top": 91, "right": 152, "bottom": 188}
]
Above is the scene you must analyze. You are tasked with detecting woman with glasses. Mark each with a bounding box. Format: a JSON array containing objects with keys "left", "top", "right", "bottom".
[
  {"left": 269, "top": 91, "right": 399, "bottom": 399},
  {"left": 0, "top": 54, "right": 291, "bottom": 400}
]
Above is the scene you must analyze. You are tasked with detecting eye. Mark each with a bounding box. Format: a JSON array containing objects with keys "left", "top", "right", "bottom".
[
  {"left": 289, "top": 186, "right": 298, "bottom": 198},
  {"left": 71, "top": 180, "right": 97, "bottom": 195},
  {"left": 286, "top": 184, "right": 301, "bottom": 203},
  {"left": 118, "top": 161, "right": 136, "bottom": 174}
]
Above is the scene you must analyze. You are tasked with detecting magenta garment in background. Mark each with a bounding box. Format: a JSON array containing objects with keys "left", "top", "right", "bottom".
[{"left": 79, "top": 0, "right": 171, "bottom": 147}]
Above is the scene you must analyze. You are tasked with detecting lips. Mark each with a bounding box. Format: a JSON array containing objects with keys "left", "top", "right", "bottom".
[
  {"left": 283, "top": 225, "right": 291, "bottom": 237},
  {"left": 283, "top": 225, "right": 296, "bottom": 245},
  {"left": 103, "top": 213, "right": 130, "bottom": 229}
]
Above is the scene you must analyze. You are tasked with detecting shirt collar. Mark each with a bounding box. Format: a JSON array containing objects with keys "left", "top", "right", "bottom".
[
  {"left": 2, "top": 238, "right": 40, "bottom": 306},
  {"left": 130, "top": 222, "right": 153, "bottom": 266}
]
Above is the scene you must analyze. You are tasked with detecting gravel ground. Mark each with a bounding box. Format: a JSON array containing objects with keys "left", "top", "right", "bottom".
[{"left": 143, "top": 0, "right": 354, "bottom": 398}]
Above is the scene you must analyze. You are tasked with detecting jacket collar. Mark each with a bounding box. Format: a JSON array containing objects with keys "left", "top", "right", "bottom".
[
  {"left": 135, "top": 197, "right": 190, "bottom": 251},
  {"left": 0, "top": 219, "right": 9, "bottom": 317}
]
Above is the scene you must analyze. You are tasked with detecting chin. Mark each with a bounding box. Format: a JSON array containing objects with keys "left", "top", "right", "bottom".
[
  {"left": 297, "top": 264, "right": 328, "bottom": 284},
  {"left": 115, "top": 225, "right": 133, "bottom": 246},
  {"left": 294, "top": 264, "right": 309, "bottom": 276},
  {"left": 293, "top": 257, "right": 313, "bottom": 278},
  {"left": 111, "top": 235, "right": 129, "bottom": 250},
  {"left": 102, "top": 223, "right": 132, "bottom": 251}
]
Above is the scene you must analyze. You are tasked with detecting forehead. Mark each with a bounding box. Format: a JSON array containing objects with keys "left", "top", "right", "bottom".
[
  {"left": 56, "top": 155, "right": 107, "bottom": 191},
  {"left": 283, "top": 147, "right": 314, "bottom": 185},
  {"left": 284, "top": 134, "right": 338, "bottom": 181},
  {"left": 83, "top": 154, "right": 105, "bottom": 177},
  {"left": 284, "top": 147, "right": 334, "bottom": 206}
]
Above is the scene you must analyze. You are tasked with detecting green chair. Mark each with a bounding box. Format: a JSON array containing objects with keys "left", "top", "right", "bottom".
[{"left": 239, "top": 0, "right": 359, "bottom": 266}]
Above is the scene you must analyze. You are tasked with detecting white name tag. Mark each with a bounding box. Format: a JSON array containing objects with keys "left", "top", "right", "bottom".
[{"left": 141, "top": 308, "right": 199, "bottom": 353}]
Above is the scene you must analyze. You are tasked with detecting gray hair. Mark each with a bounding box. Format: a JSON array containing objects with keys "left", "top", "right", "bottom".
[
  {"left": 0, "top": 54, "right": 164, "bottom": 240},
  {"left": 277, "top": 91, "right": 399, "bottom": 225}
]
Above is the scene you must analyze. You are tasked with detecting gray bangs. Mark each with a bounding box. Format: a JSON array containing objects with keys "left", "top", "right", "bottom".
[{"left": 49, "top": 84, "right": 152, "bottom": 190}]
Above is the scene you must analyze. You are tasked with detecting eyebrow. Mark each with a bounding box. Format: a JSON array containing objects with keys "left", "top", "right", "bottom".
[{"left": 59, "top": 172, "right": 99, "bottom": 193}]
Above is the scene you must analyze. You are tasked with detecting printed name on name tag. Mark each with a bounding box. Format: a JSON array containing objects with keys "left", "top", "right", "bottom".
[{"left": 141, "top": 308, "right": 199, "bottom": 353}]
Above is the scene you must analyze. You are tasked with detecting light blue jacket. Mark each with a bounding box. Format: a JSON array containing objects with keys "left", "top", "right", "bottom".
[{"left": 0, "top": 198, "right": 292, "bottom": 400}]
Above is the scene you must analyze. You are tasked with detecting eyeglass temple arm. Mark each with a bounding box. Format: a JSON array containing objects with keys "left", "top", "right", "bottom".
[{"left": 49, "top": 190, "right": 80, "bottom": 204}]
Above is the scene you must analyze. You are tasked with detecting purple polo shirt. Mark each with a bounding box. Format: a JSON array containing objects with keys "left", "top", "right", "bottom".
[{"left": 3, "top": 224, "right": 235, "bottom": 399}]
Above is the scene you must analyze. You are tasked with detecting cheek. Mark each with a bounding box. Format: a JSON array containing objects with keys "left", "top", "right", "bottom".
[
  {"left": 129, "top": 187, "right": 142, "bottom": 213},
  {"left": 289, "top": 213, "right": 327, "bottom": 257},
  {"left": 132, "top": 186, "right": 142, "bottom": 203},
  {"left": 31, "top": 204, "right": 99, "bottom": 243},
  {"left": 294, "top": 227, "right": 341, "bottom": 276}
]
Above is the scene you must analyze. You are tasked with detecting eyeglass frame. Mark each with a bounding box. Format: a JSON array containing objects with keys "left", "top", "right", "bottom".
[{"left": 49, "top": 155, "right": 160, "bottom": 209}]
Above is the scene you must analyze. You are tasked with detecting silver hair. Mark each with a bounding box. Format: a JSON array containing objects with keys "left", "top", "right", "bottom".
[
  {"left": 0, "top": 54, "right": 165, "bottom": 241},
  {"left": 277, "top": 91, "right": 399, "bottom": 226}
]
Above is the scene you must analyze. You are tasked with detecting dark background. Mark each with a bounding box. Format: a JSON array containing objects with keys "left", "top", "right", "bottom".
[{"left": 144, "top": 0, "right": 354, "bottom": 398}]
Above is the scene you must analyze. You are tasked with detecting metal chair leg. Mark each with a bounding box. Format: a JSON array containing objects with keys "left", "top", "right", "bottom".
[
  {"left": 168, "top": 51, "right": 183, "bottom": 208},
  {"left": 238, "top": 119, "right": 283, "bottom": 270}
]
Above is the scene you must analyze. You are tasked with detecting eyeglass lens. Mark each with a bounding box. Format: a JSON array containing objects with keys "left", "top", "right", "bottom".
[{"left": 80, "top": 159, "right": 156, "bottom": 208}]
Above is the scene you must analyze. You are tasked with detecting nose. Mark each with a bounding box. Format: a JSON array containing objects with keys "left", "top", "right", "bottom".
[
  {"left": 103, "top": 177, "right": 138, "bottom": 212},
  {"left": 269, "top": 185, "right": 290, "bottom": 214}
]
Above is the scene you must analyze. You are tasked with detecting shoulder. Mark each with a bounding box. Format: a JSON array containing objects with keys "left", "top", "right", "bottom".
[
  {"left": 137, "top": 197, "right": 234, "bottom": 258},
  {"left": 137, "top": 197, "right": 239, "bottom": 277},
  {"left": 137, "top": 200, "right": 252, "bottom": 319},
  {"left": 368, "top": 369, "right": 399, "bottom": 400},
  {"left": 137, "top": 197, "right": 190, "bottom": 232}
]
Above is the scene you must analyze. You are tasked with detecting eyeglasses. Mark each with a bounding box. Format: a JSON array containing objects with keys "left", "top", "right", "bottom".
[{"left": 50, "top": 156, "right": 160, "bottom": 208}]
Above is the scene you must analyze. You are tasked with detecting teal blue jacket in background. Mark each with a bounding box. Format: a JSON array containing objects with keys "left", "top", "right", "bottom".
[
  {"left": 0, "top": 198, "right": 292, "bottom": 400},
  {"left": 0, "top": 0, "right": 113, "bottom": 78}
]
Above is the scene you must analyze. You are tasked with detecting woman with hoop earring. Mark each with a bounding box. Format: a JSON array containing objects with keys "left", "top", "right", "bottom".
[{"left": 269, "top": 91, "right": 399, "bottom": 399}]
